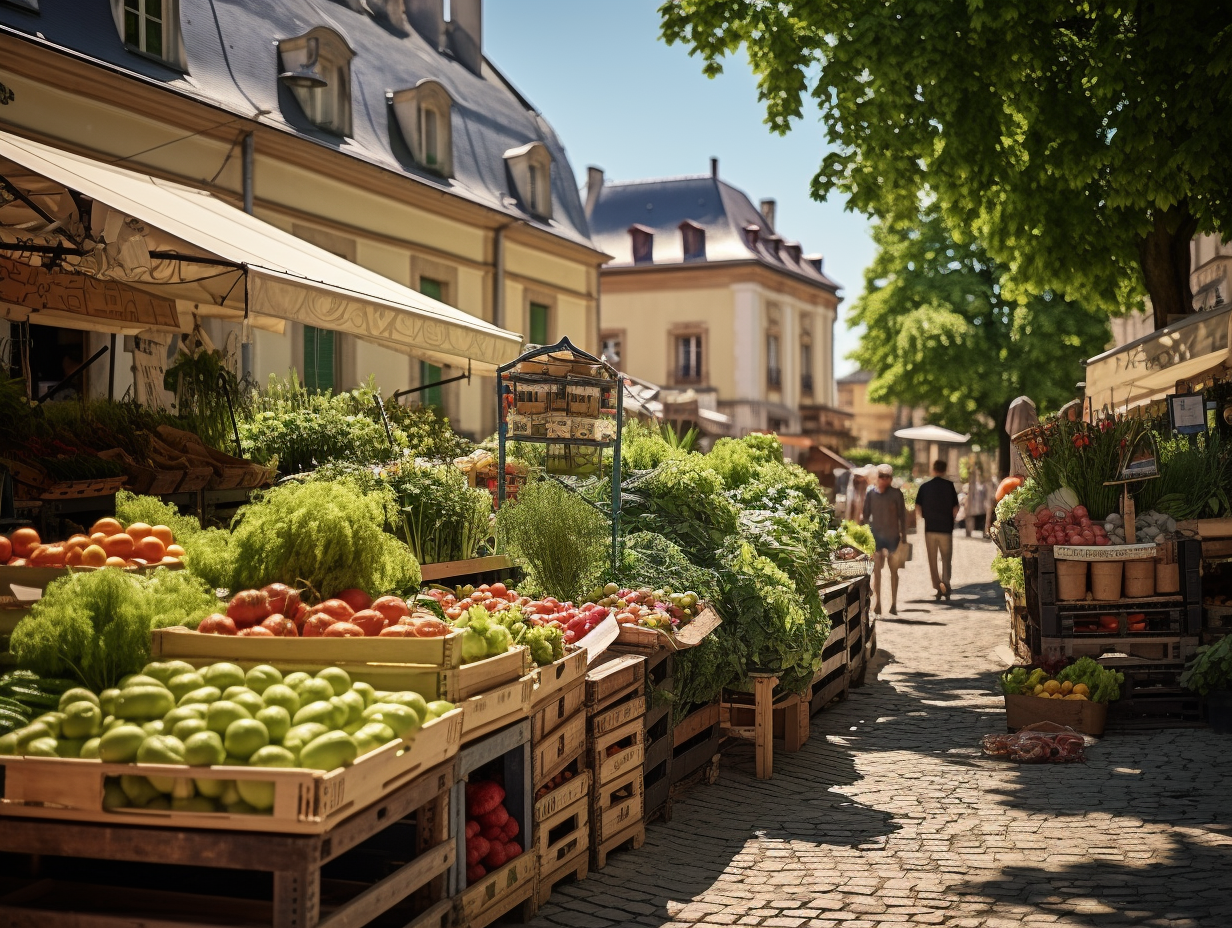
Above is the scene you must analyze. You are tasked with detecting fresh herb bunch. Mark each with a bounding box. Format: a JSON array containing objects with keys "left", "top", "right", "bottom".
[
  {"left": 611, "top": 531, "right": 720, "bottom": 604},
  {"left": 1055, "top": 657, "right": 1125, "bottom": 702},
  {"left": 116, "top": 490, "right": 203, "bottom": 542},
  {"left": 1132, "top": 432, "right": 1231, "bottom": 520},
  {"left": 1179, "top": 636, "right": 1232, "bottom": 695},
  {"left": 10, "top": 568, "right": 217, "bottom": 690},
  {"left": 1020, "top": 417, "right": 1134, "bottom": 520},
  {"left": 620, "top": 419, "right": 686, "bottom": 472},
  {"left": 396, "top": 462, "right": 492, "bottom": 564},
  {"left": 672, "top": 633, "right": 738, "bottom": 722},
  {"left": 383, "top": 402, "right": 473, "bottom": 460},
  {"left": 164, "top": 347, "right": 245, "bottom": 451},
  {"left": 496, "top": 478, "right": 609, "bottom": 603},
  {"left": 991, "top": 553, "right": 1025, "bottom": 594},
  {"left": 621, "top": 456, "right": 741, "bottom": 567},
  {"left": 840, "top": 520, "right": 875, "bottom": 555}
]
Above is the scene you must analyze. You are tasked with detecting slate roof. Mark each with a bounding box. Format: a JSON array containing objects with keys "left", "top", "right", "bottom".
[
  {"left": 0, "top": 0, "right": 596, "bottom": 250},
  {"left": 586, "top": 173, "right": 841, "bottom": 292},
  {"left": 837, "top": 369, "right": 875, "bottom": 385}
]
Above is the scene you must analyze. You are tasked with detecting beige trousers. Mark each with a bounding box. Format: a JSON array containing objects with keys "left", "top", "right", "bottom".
[
  {"left": 925, "top": 532, "right": 954, "bottom": 592},
  {"left": 872, "top": 548, "right": 899, "bottom": 614}
]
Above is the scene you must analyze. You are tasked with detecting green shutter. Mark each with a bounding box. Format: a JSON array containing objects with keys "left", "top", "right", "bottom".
[
  {"left": 419, "top": 361, "right": 442, "bottom": 408},
  {"left": 529, "top": 303, "right": 549, "bottom": 346},
  {"left": 303, "top": 325, "right": 335, "bottom": 393},
  {"left": 419, "top": 277, "right": 444, "bottom": 302}
]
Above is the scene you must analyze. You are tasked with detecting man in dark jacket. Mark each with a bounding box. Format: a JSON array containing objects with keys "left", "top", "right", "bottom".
[{"left": 915, "top": 460, "right": 960, "bottom": 600}]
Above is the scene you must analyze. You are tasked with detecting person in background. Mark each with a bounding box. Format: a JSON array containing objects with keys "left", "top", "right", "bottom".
[
  {"left": 844, "top": 466, "right": 870, "bottom": 522},
  {"left": 861, "top": 463, "right": 908, "bottom": 615},
  {"left": 916, "top": 459, "right": 961, "bottom": 600}
]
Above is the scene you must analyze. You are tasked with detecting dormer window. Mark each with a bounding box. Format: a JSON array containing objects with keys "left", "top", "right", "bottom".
[
  {"left": 278, "top": 28, "right": 354, "bottom": 136},
  {"left": 504, "top": 142, "right": 553, "bottom": 219},
  {"left": 111, "top": 0, "right": 187, "bottom": 69},
  {"left": 680, "top": 220, "right": 706, "bottom": 262},
  {"left": 390, "top": 79, "right": 454, "bottom": 177},
  {"left": 629, "top": 225, "right": 654, "bottom": 265},
  {"left": 744, "top": 224, "right": 760, "bottom": 248}
]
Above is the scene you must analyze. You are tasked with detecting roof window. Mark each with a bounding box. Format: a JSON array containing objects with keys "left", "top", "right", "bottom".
[
  {"left": 629, "top": 225, "right": 654, "bottom": 265},
  {"left": 504, "top": 142, "right": 553, "bottom": 219},
  {"left": 277, "top": 27, "right": 354, "bottom": 136},
  {"left": 680, "top": 220, "right": 706, "bottom": 262},
  {"left": 390, "top": 79, "right": 454, "bottom": 177},
  {"left": 111, "top": 0, "right": 188, "bottom": 69}
]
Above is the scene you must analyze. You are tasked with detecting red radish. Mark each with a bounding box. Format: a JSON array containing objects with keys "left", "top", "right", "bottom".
[
  {"left": 310, "top": 599, "right": 355, "bottom": 622},
  {"left": 261, "top": 614, "right": 298, "bottom": 637},
  {"left": 199, "top": 613, "right": 238, "bottom": 635},
  {"left": 334, "top": 588, "right": 373, "bottom": 612},
  {"left": 371, "top": 595, "right": 411, "bottom": 624},
  {"left": 238, "top": 625, "right": 275, "bottom": 637},
  {"left": 227, "top": 589, "right": 271, "bottom": 628},
  {"left": 262, "top": 583, "right": 302, "bottom": 618},
  {"left": 323, "top": 621, "right": 364, "bottom": 637}
]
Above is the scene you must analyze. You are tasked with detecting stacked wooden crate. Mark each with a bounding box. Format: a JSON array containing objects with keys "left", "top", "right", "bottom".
[
  {"left": 530, "top": 648, "right": 591, "bottom": 908},
  {"left": 640, "top": 650, "right": 674, "bottom": 822},
  {"left": 585, "top": 654, "right": 647, "bottom": 870}
]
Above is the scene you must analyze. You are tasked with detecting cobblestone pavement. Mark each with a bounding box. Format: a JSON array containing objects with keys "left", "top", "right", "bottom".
[{"left": 528, "top": 533, "right": 1232, "bottom": 928}]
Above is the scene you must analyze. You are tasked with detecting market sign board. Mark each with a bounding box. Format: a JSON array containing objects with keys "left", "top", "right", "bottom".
[
  {"left": 0, "top": 255, "right": 179, "bottom": 329},
  {"left": 1053, "top": 543, "right": 1159, "bottom": 561}
]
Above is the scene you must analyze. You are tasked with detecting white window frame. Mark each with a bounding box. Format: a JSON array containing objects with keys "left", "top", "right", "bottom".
[
  {"left": 278, "top": 27, "right": 355, "bottom": 137},
  {"left": 111, "top": 0, "right": 187, "bottom": 69},
  {"left": 390, "top": 79, "right": 455, "bottom": 177},
  {"left": 677, "top": 334, "right": 703, "bottom": 382}
]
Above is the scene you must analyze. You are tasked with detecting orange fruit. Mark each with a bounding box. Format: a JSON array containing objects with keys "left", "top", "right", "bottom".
[
  {"left": 104, "top": 556, "right": 128, "bottom": 568},
  {"left": 102, "top": 534, "right": 135, "bottom": 559},
  {"left": 90, "top": 518, "right": 123, "bottom": 536},
  {"left": 166, "top": 544, "right": 186, "bottom": 558},
  {"left": 0, "top": 536, "right": 10, "bottom": 562},
  {"left": 66, "top": 534, "right": 91, "bottom": 550},
  {"left": 126, "top": 522, "right": 153, "bottom": 541},
  {"left": 135, "top": 536, "right": 166, "bottom": 562},
  {"left": 80, "top": 545, "right": 107, "bottom": 568},
  {"left": 151, "top": 525, "right": 174, "bottom": 547},
  {"left": 65, "top": 546, "right": 84, "bottom": 566},
  {"left": 160, "top": 555, "right": 181, "bottom": 565},
  {"left": 10, "top": 527, "right": 40, "bottom": 559}
]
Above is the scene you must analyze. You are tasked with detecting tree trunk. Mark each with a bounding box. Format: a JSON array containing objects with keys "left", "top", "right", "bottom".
[{"left": 1138, "top": 203, "right": 1199, "bottom": 330}]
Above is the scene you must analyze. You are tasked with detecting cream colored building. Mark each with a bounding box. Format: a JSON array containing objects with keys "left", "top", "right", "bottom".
[
  {"left": 584, "top": 162, "right": 841, "bottom": 437},
  {"left": 0, "top": 0, "right": 604, "bottom": 439}
]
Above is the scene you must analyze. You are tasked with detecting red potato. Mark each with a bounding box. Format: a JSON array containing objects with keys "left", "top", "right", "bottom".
[
  {"left": 199, "top": 613, "right": 238, "bottom": 635},
  {"left": 262, "top": 583, "right": 301, "bottom": 618},
  {"left": 466, "top": 820, "right": 481, "bottom": 839},
  {"left": 479, "top": 805, "right": 509, "bottom": 829},
  {"left": 323, "top": 621, "right": 365, "bottom": 638},
  {"left": 502, "top": 817, "right": 519, "bottom": 840},
  {"left": 333, "top": 588, "right": 373, "bottom": 613},
  {"left": 483, "top": 842, "right": 507, "bottom": 869},
  {"left": 371, "top": 595, "right": 411, "bottom": 624},
  {"left": 504, "top": 841, "right": 521, "bottom": 859},
  {"left": 227, "top": 589, "right": 271, "bottom": 628},
  {"left": 481, "top": 824, "right": 504, "bottom": 842},
  {"left": 412, "top": 618, "right": 451, "bottom": 638},
  {"left": 260, "top": 613, "right": 299, "bottom": 637},
  {"left": 350, "top": 609, "right": 390, "bottom": 637},
  {"left": 238, "top": 625, "right": 275, "bottom": 637}
]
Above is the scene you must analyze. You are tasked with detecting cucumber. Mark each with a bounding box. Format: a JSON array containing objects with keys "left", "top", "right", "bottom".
[
  {"left": 5, "top": 686, "right": 61, "bottom": 711},
  {"left": 34, "top": 678, "right": 80, "bottom": 695},
  {"left": 0, "top": 708, "right": 31, "bottom": 733},
  {"left": 0, "top": 670, "right": 39, "bottom": 688},
  {"left": 0, "top": 697, "right": 31, "bottom": 718}
]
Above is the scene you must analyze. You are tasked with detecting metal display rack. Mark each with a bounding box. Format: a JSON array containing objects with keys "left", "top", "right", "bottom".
[{"left": 496, "top": 338, "right": 624, "bottom": 572}]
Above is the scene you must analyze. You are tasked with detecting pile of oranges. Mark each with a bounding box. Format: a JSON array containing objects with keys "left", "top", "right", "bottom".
[{"left": 0, "top": 518, "right": 185, "bottom": 570}]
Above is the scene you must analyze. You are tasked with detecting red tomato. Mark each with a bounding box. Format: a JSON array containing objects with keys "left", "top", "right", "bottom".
[
  {"left": 323, "top": 621, "right": 365, "bottom": 638},
  {"left": 260, "top": 613, "right": 299, "bottom": 637},
  {"left": 262, "top": 583, "right": 302, "bottom": 618},
  {"left": 199, "top": 613, "right": 238, "bottom": 635},
  {"left": 371, "top": 595, "right": 411, "bottom": 624},
  {"left": 227, "top": 589, "right": 271, "bottom": 628},
  {"left": 350, "top": 609, "right": 390, "bottom": 636},
  {"left": 302, "top": 613, "right": 338, "bottom": 638},
  {"left": 0, "top": 536, "right": 11, "bottom": 562},
  {"left": 489, "top": 582, "right": 508, "bottom": 599},
  {"left": 311, "top": 599, "right": 355, "bottom": 621},
  {"left": 9, "top": 527, "right": 40, "bottom": 559},
  {"left": 333, "top": 588, "right": 373, "bottom": 612}
]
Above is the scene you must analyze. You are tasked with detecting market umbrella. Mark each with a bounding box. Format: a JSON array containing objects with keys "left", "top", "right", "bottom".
[{"left": 894, "top": 425, "right": 971, "bottom": 474}]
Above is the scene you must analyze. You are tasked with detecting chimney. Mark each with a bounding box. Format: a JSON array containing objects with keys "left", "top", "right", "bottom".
[
  {"left": 405, "top": 0, "right": 445, "bottom": 49},
  {"left": 629, "top": 225, "right": 654, "bottom": 265},
  {"left": 805, "top": 253, "right": 824, "bottom": 273},
  {"left": 710, "top": 157, "right": 719, "bottom": 178},
  {"left": 585, "top": 166, "right": 604, "bottom": 218},
  {"left": 744, "top": 224, "right": 760, "bottom": 248},
  {"left": 759, "top": 198, "right": 776, "bottom": 230},
  {"left": 447, "top": 0, "right": 483, "bottom": 76}
]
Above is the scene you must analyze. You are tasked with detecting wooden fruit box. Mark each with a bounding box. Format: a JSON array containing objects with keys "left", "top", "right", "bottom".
[
  {"left": 589, "top": 693, "right": 645, "bottom": 740},
  {"left": 1004, "top": 693, "right": 1108, "bottom": 736},
  {"left": 459, "top": 672, "right": 535, "bottom": 744},
  {"left": 672, "top": 703, "right": 720, "bottom": 749},
  {"left": 151, "top": 624, "right": 468, "bottom": 669},
  {"left": 532, "top": 647, "right": 587, "bottom": 710},
  {"left": 460, "top": 851, "right": 535, "bottom": 928},
  {"left": 0, "top": 708, "right": 463, "bottom": 834},
  {"left": 534, "top": 768, "right": 591, "bottom": 822},
  {"left": 532, "top": 677, "right": 586, "bottom": 742},
  {"left": 0, "top": 561, "right": 184, "bottom": 599},
  {"left": 591, "top": 764, "right": 643, "bottom": 844},
  {"left": 534, "top": 794, "right": 589, "bottom": 909},
  {"left": 585, "top": 653, "right": 645, "bottom": 711},
  {"left": 588, "top": 716, "right": 644, "bottom": 786},
  {"left": 419, "top": 554, "right": 514, "bottom": 583},
  {"left": 39, "top": 476, "right": 126, "bottom": 499},
  {"left": 532, "top": 710, "right": 587, "bottom": 789},
  {"left": 613, "top": 606, "right": 722, "bottom": 653}
]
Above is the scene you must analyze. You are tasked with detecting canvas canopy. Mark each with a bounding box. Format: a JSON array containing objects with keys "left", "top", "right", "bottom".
[{"left": 0, "top": 131, "right": 522, "bottom": 373}]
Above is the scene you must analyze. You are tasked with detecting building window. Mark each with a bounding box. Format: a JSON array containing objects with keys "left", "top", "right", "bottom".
[
  {"left": 111, "top": 0, "right": 186, "bottom": 68},
  {"left": 390, "top": 79, "right": 454, "bottom": 176},
  {"left": 601, "top": 332, "right": 623, "bottom": 366},
  {"left": 801, "top": 342, "right": 814, "bottom": 395},
  {"left": 680, "top": 220, "right": 706, "bottom": 261},
  {"left": 529, "top": 303, "right": 550, "bottom": 346},
  {"left": 419, "top": 361, "right": 442, "bottom": 408},
  {"left": 504, "top": 142, "right": 553, "bottom": 218},
  {"left": 278, "top": 28, "right": 354, "bottom": 136},
  {"left": 303, "top": 325, "right": 335, "bottom": 393},
  {"left": 629, "top": 225, "right": 654, "bottom": 265},
  {"left": 677, "top": 334, "right": 703, "bottom": 383},
  {"left": 767, "top": 333, "right": 781, "bottom": 388},
  {"left": 419, "top": 276, "right": 444, "bottom": 303},
  {"left": 768, "top": 417, "right": 787, "bottom": 434}
]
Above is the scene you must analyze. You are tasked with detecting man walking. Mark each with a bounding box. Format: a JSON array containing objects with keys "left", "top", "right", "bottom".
[
  {"left": 861, "top": 463, "right": 908, "bottom": 615},
  {"left": 915, "top": 460, "right": 961, "bottom": 600}
]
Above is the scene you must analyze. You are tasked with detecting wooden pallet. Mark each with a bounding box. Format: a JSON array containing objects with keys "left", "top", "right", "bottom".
[
  {"left": 0, "top": 709, "right": 462, "bottom": 834},
  {"left": 591, "top": 818, "right": 645, "bottom": 871},
  {"left": 0, "top": 759, "right": 456, "bottom": 928}
]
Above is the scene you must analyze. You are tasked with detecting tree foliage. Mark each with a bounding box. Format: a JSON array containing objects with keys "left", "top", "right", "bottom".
[
  {"left": 660, "top": 1, "right": 1232, "bottom": 325},
  {"left": 849, "top": 213, "right": 1110, "bottom": 469}
]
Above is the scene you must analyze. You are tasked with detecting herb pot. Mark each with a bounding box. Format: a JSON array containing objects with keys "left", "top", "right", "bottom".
[{"left": 1207, "top": 689, "right": 1232, "bottom": 734}]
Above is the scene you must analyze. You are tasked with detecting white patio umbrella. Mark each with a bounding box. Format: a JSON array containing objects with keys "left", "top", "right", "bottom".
[{"left": 894, "top": 425, "right": 971, "bottom": 473}]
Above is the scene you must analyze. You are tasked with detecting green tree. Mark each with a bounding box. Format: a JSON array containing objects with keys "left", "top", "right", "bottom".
[
  {"left": 660, "top": 2, "right": 1232, "bottom": 327},
  {"left": 849, "top": 213, "right": 1110, "bottom": 474}
]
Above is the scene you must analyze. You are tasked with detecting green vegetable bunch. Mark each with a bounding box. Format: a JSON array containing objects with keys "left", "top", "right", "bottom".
[
  {"left": 10, "top": 568, "right": 218, "bottom": 691},
  {"left": 1056, "top": 657, "right": 1125, "bottom": 703},
  {"left": 454, "top": 605, "right": 515, "bottom": 664},
  {"left": 1179, "top": 636, "right": 1232, "bottom": 695},
  {"left": 991, "top": 554, "right": 1025, "bottom": 594},
  {"left": 621, "top": 456, "right": 740, "bottom": 567},
  {"left": 116, "top": 491, "right": 204, "bottom": 542},
  {"left": 840, "top": 520, "right": 875, "bottom": 556},
  {"left": 487, "top": 605, "right": 564, "bottom": 667},
  {"left": 619, "top": 419, "right": 687, "bottom": 472},
  {"left": 395, "top": 462, "right": 492, "bottom": 564},
  {"left": 994, "top": 479, "right": 1044, "bottom": 523},
  {"left": 1000, "top": 666, "right": 1047, "bottom": 695},
  {"left": 611, "top": 532, "right": 720, "bottom": 604}
]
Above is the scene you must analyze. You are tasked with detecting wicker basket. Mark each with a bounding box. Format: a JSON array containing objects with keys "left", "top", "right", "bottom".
[{"left": 830, "top": 557, "right": 873, "bottom": 578}]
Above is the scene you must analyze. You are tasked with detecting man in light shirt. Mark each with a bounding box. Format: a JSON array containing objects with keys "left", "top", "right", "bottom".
[{"left": 862, "top": 464, "right": 908, "bottom": 615}]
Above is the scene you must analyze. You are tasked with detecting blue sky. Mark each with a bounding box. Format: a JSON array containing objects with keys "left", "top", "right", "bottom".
[{"left": 485, "top": 0, "right": 874, "bottom": 376}]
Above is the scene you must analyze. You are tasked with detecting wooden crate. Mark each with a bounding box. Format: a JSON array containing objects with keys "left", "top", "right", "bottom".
[
  {"left": 0, "top": 709, "right": 462, "bottom": 834},
  {"left": 419, "top": 554, "right": 514, "bottom": 583},
  {"left": 460, "top": 853, "right": 535, "bottom": 928},
  {"left": 532, "top": 677, "right": 586, "bottom": 742},
  {"left": 670, "top": 703, "right": 722, "bottom": 791},
  {"left": 585, "top": 653, "right": 645, "bottom": 711},
  {"left": 533, "top": 709, "right": 587, "bottom": 788},
  {"left": 460, "top": 672, "right": 535, "bottom": 744},
  {"left": 1004, "top": 694, "right": 1108, "bottom": 735},
  {"left": 532, "top": 647, "right": 587, "bottom": 711},
  {"left": 810, "top": 624, "right": 849, "bottom": 715},
  {"left": 587, "top": 715, "right": 644, "bottom": 786},
  {"left": 1040, "top": 635, "right": 1198, "bottom": 663},
  {"left": 1105, "top": 661, "right": 1204, "bottom": 730},
  {"left": 0, "top": 759, "right": 455, "bottom": 928},
  {"left": 534, "top": 768, "right": 591, "bottom": 822},
  {"left": 591, "top": 764, "right": 643, "bottom": 845},
  {"left": 533, "top": 794, "right": 589, "bottom": 910},
  {"left": 588, "top": 692, "right": 646, "bottom": 740},
  {"left": 612, "top": 605, "right": 722, "bottom": 653}
]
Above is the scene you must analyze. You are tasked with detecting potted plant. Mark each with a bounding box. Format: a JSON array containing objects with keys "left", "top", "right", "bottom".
[{"left": 1179, "top": 637, "right": 1232, "bottom": 733}]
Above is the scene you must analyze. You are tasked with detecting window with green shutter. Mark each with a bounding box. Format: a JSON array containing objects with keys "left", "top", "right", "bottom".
[
  {"left": 303, "top": 325, "right": 335, "bottom": 393},
  {"left": 419, "top": 277, "right": 444, "bottom": 302},
  {"left": 419, "top": 361, "right": 442, "bottom": 408},
  {"left": 529, "top": 302, "right": 549, "bottom": 346}
]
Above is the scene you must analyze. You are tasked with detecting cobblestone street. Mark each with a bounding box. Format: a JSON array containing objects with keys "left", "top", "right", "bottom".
[{"left": 530, "top": 534, "right": 1232, "bottom": 928}]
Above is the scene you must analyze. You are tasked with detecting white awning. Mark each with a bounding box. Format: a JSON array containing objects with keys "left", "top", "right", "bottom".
[
  {"left": 0, "top": 131, "right": 522, "bottom": 373},
  {"left": 1085, "top": 304, "right": 1232, "bottom": 412},
  {"left": 894, "top": 425, "right": 970, "bottom": 443}
]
